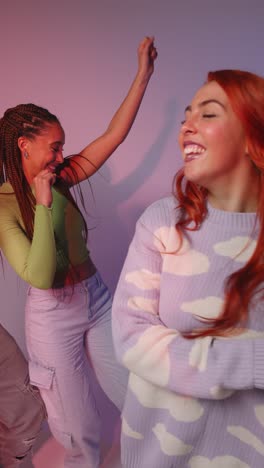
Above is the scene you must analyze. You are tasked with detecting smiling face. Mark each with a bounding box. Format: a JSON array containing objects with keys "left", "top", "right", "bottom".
[
  {"left": 19, "top": 122, "right": 65, "bottom": 184},
  {"left": 178, "top": 81, "right": 251, "bottom": 194}
]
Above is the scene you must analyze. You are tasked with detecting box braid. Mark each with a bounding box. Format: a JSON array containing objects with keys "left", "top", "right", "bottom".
[
  {"left": 0, "top": 104, "right": 61, "bottom": 239},
  {"left": 0, "top": 104, "right": 88, "bottom": 247}
]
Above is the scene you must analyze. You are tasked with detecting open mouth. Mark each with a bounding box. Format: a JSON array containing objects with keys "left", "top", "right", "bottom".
[
  {"left": 184, "top": 143, "right": 205, "bottom": 162},
  {"left": 47, "top": 164, "right": 57, "bottom": 172}
]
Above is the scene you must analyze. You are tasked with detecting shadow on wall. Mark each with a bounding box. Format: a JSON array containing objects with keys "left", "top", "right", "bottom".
[{"left": 87, "top": 98, "right": 179, "bottom": 293}]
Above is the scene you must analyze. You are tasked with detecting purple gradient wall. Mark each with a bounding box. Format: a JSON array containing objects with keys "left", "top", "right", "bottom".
[
  {"left": 1, "top": 0, "right": 264, "bottom": 351},
  {"left": 1, "top": 0, "right": 264, "bottom": 463}
]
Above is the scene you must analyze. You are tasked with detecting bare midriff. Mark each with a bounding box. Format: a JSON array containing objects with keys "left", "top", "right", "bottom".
[{"left": 52, "top": 256, "right": 97, "bottom": 288}]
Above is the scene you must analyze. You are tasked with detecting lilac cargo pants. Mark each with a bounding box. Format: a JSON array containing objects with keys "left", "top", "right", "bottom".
[{"left": 25, "top": 271, "right": 128, "bottom": 468}]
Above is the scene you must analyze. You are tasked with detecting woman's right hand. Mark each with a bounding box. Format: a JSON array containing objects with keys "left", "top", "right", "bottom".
[{"left": 33, "top": 169, "right": 56, "bottom": 208}]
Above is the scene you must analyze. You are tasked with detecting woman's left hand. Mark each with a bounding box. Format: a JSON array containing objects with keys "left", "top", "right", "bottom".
[{"left": 137, "top": 36, "right": 158, "bottom": 79}]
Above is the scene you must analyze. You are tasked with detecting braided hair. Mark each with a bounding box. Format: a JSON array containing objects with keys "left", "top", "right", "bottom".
[{"left": 0, "top": 103, "right": 60, "bottom": 239}]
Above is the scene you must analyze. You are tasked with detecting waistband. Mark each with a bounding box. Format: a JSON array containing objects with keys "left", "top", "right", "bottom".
[
  {"left": 27, "top": 271, "right": 104, "bottom": 297},
  {"left": 52, "top": 257, "right": 97, "bottom": 288}
]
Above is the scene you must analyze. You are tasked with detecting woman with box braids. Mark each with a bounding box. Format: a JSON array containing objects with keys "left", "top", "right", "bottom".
[
  {"left": 0, "top": 104, "right": 60, "bottom": 238},
  {"left": 0, "top": 37, "right": 157, "bottom": 467}
]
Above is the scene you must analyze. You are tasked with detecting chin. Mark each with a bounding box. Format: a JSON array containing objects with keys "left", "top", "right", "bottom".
[{"left": 184, "top": 168, "right": 204, "bottom": 185}]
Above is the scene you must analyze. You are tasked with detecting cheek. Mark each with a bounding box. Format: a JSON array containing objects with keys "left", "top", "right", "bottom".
[
  {"left": 203, "top": 125, "right": 233, "bottom": 157},
  {"left": 41, "top": 150, "right": 53, "bottom": 162},
  {"left": 204, "top": 121, "right": 244, "bottom": 152},
  {"left": 204, "top": 124, "right": 226, "bottom": 142}
]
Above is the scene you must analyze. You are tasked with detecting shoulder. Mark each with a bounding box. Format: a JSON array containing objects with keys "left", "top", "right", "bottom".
[
  {"left": 0, "top": 184, "right": 20, "bottom": 225},
  {"left": 131, "top": 196, "right": 181, "bottom": 254},
  {"left": 0, "top": 182, "right": 15, "bottom": 195},
  {"left": 138, "top": 196, "right": 179, "bottom": 231}
]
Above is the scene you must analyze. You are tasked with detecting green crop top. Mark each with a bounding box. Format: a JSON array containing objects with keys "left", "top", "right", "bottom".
[{"left": 0, "top": 182, "right": 90, "bottom": 289}]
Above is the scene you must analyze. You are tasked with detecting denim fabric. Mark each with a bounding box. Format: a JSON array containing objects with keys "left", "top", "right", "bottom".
[
  {"left": 25, "top": 271, "right": 128, "bottom": 468},
  {"left": 0, "top": 324, "right": 45, "bottom": 467}
]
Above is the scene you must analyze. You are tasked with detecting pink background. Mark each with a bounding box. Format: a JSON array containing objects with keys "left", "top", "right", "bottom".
[{"left": 1, "top": 0, "right": 264, "bottom": 465}]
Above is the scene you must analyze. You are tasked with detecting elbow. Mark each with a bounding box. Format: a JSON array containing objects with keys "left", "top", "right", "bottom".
[
  {"left": 29, "top": 278, "right": 53, "bottom": 289},
  {"left": 105, "top": 127, "right": 128, "bottom": 147},
  {"left": 27, "top": 271, "right": 55, "bottom": 290}
]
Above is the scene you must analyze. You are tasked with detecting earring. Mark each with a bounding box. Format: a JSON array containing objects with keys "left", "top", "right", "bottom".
[{"left": 23, "top": 150, "right": 29, "bottom": 159}]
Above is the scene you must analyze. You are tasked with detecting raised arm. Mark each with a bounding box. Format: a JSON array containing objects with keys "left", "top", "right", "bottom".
[
  {"left": 58, "top": 36, "right": 157, "bottom": 185},
  {"left": 112, "top": 201, "right": 264, "bottom": 399}
]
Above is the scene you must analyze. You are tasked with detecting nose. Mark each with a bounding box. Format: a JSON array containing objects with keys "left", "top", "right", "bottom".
[
  {"left": 180, "top": 116, "right": 197, "bottom": 135},
  {"left": 56, "top": 151, "right": 64, "bottom": 164}
]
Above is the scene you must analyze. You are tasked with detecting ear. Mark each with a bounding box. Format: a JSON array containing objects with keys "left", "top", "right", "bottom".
[{"left": 17, "top": 136, "right": 29, "bottom": 152}]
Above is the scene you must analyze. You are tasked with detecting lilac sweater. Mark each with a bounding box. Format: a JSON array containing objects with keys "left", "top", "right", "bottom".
[{"left": 112, "top": 196, "right": 264, "bottom": 468}]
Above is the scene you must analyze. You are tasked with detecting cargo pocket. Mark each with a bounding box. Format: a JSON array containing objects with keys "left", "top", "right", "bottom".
[
  {"left": 28, "top": 360, "right": 54, "bottom": 390},
  {"left": 28, "top": 361, "right": 73, "bottom": 450}
]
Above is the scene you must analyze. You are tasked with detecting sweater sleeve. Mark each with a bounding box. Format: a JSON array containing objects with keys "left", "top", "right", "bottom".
[
  {"left": 0, "top": 204, "right": 56, "bottom": 289},
  {"left": 112, "top": 206, "right": 264, "bottom": 399}
]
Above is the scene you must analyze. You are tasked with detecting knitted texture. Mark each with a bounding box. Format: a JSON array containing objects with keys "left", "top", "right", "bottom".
[{"left": 112, "top": 196, "right": 264, "bottom": 468}]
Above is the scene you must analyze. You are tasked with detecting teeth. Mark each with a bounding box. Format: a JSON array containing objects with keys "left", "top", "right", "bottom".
[{"left": 184, "top": 144, "right": 205, "bottom": 155}]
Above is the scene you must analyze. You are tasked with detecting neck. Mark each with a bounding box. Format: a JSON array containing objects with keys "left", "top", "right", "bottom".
[
  {"left": 207, "top": 166, "right": 260, "bottom": 213},
  {"left": 23, "top": 170, "right": 34, "bottom": 185},
  {"left": 208, "top": 189, "right": 258, "bottom": 212}
]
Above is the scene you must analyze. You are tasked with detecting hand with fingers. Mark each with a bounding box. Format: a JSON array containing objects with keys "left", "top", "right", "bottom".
[
  {"left": 33, "top": 169, "right": 56, "bottom": 208},
  {"left": 137, "top": 36, "right": 158, "bottom": 80}
]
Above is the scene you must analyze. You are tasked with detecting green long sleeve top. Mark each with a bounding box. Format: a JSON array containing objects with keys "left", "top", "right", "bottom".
[{"left": 0, "top": 182, "right": 90, "bottom": 289}]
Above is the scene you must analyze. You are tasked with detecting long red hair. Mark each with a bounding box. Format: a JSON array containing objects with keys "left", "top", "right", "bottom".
[{"left": 174, "top": 69, "right": 264, "bottom": 338}]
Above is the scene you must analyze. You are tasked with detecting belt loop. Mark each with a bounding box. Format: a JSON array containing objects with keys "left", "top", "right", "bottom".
[
  {"left": 83, "top": 282, "right": 89, "bottom": 307},
  {"left": 96, "top": 271, "right": 101, "bottom": 287}
]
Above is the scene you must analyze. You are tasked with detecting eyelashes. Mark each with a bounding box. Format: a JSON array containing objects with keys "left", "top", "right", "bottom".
[
  {"left": 180, "top": 114, "right": 216, "bottom": 125},
  {"left": 202, "top": 114, "right": 216, "bottom": 118}
]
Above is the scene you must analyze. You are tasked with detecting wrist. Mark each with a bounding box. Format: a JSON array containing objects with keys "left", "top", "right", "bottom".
[
  {"left": 135, "top": 69, "right": 152, "bottom": 86},
  {"left": 36, "top": 200, "right": 52, "bottom": 209},
  {"left": 35, "top": 203, "right": 53, "bottom": 213}
]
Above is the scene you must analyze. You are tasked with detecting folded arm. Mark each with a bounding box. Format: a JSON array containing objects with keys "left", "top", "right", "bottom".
[
  {"left": 112, "top": 208, "right": 264, "bottom": 399},
  {"left": 0, "top": 204, "right": 56, "bottom": 289}
]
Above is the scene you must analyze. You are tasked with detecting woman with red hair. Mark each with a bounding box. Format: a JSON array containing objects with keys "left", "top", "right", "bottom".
[{"left": 112, "top": 70, "right": 264, "bottom": 467}]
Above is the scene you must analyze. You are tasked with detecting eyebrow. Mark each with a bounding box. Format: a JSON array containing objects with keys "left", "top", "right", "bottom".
[
  {"left": 50, "top": 140, "right": 64, "bottom": 146},
  {"left": 185, "top": 99, "right": 226, "bottom": 113}
]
